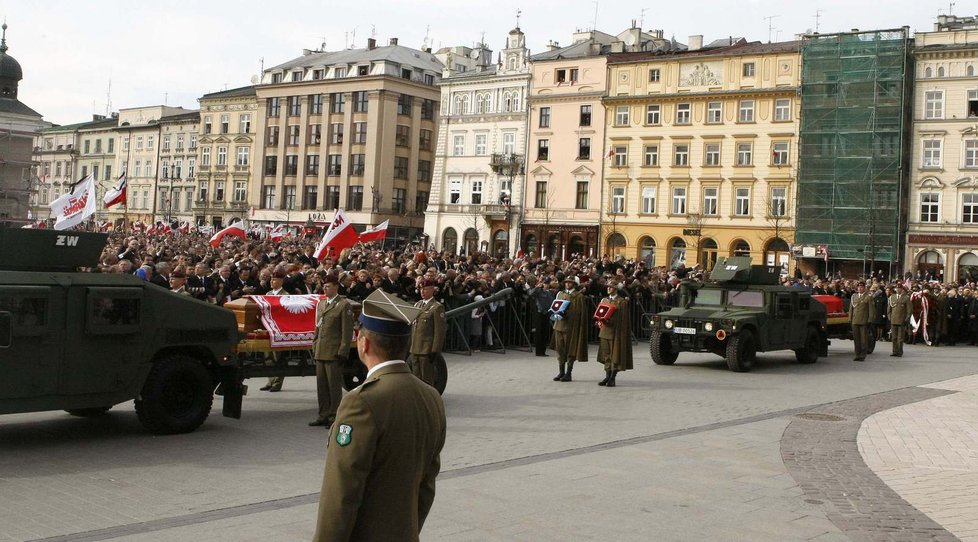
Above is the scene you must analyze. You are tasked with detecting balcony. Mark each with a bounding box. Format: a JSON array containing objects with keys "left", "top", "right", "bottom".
[
  {"left": 234, "top": 165, "right": 250, "bottom": 173},
  {"left": 489, "top": 153, "right": 524, "bottom": 175},
  {"left": 430, "top": 203, "right": 509, "bottom": 218},
  {"left": 199, "top": 165, "right": 211, "bottom": 172}
]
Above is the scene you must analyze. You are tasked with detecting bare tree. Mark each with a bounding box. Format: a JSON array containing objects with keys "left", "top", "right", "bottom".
[
  {"left": 682, "top": 209, "right": 707, "bottom": 269},
  {"left": 760, "top": 191, "right": 791, "bottom": 272}
]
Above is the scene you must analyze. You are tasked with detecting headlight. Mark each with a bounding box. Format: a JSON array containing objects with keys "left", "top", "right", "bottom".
[
  {"left": 704, "top": 322, "right": 714, "bottom": 332},
  {"left": 664, "top": 319, "right": 674, "bottom": 329}
]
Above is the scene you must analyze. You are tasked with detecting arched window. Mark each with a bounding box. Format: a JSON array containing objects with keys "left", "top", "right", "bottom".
[
  {"left": 700, "top": 238, "right": 719, "bottom": 271},
  {"left": 524, "top": 234, "right": 538, "bottom": 255},
  {"left": 925, "top": 66, "right": 933, "bottom": 78},
  {"left": 508, "top": 57, "right": 517, "bottom": 71},
  {"left": 669, "top": 238, "right": 687, "bottom": 268},
  {"left": 968, "top": 65, "right": 976, "bottom": 77},
  {"left": 511, "top": 91, "right": 521, "bottom": 112},
  {"left": 453, "top": 94, "right": 469, "bottom": 115},
  {"left": 502, "top": 92, "right": 512, "bottom": 113},
  {"left": 493, "top": 229, "right": 509, "bottom": 257},
  {"left": 547, "top": 234, "right": 560, "bottom": 260},
  {"left": 476, "top": 93, "right": 491, "bottom": 114},
  {"left": 606, "top": 233, "right": 626, "bottom": 256},
  {"left": 442, "top": 227, "right": 458, "bottom": 254},
  {"left": 638, "top": 236, "right": 656, "bottom": 266},
  {"left": 917, "top": 250, "right": 944, "bottom": 279},
  {"left": 732, "top": 239, "right": 751, "bottom": 258},
  {"left": 959, "top": 252, "right": 978, "bottom": 282},
  {"left": 938, "top": 66, "right": 946, "bottom": 77},
  {"left": 764, "top": 237, "right": 791, "bottom": 273},
  {"left": 463, "top": 228, "right": 479, "bottom": 256}
]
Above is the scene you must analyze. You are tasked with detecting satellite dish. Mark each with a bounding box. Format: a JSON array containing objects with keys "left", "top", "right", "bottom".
[
  {"left": 623, "top": 33, "right": 637, "bottom": 46},
  {"left": 250, "top": 75, "right": 260, "bottom": 85},
  {"left": 470, "top": 49, "right": 481, "bottom": 59}
]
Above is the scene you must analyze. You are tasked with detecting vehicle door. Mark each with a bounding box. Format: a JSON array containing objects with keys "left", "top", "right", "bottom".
[
  {"left": 0, "top": 285, "right": 64, "bottom": 401},
  {"left": 59, "top": 286, "right": 146, "bottom": 395},
  {"left": 769, "top": 292, "right": 794, "bottom": 347}
]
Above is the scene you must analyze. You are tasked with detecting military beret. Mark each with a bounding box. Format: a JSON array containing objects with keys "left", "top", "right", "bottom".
[
  {"left": 323, "top": 274, "right": 339, "bottom": 285},
  {"left": 272, "top": 267, "right": 288, "bottom": 279},
  {"left": 419, "top": 278, "right": 437, "bottom": 288}
]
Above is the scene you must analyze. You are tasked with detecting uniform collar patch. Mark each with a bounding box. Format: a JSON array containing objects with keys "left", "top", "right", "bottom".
[{"left": 336, "top": 424, "right": 353, "bottom": 446}]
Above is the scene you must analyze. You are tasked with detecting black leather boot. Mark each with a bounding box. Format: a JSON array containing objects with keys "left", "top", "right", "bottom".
[
  {"left": 598, "top": 369, "right": 611, "bottom": 386},
  {"left": 561, "top": 361, "right": 574, "bottom": 381},
  {"left": 606, "top": 371, "right": 618, "bottom": 387},
  {"left": 553, "top": 361, "right": 566, "bottom": 381}
]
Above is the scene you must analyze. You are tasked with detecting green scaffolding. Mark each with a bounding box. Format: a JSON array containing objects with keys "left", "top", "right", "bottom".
[{"left": 795, "top": 29, "right": 911, "bottom": 263}]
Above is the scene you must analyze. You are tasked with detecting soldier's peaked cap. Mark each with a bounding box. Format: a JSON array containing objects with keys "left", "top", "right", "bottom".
[{"left": 358, "top": 289, "right": 421, "bottom": 336}]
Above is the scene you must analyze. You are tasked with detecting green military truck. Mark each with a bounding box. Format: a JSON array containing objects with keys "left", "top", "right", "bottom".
[
  {"left": 648, "top": 257, "right": 827, "bottom": 372},
  {"left": 0, "top": 229, "right": 243, "bottom": 434}
]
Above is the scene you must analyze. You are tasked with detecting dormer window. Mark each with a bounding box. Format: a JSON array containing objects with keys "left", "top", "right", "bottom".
[
  {"left": 401, "top": 68, "right": 412, "bottom": 79},
  {"left": 334, "top": 67, "right": 347, "bottom": 78},
  {"left": 312, "top": 69, "right": 324, "bottom": 80},
  {"left": 272, "top": 73, "right": 283, "bottom": 83},
  {"left": 291, "top": 71, "right": 303, "bottom": 82},
  {"left": 358, "top": 65, "right": 369, "bottom": 76}
]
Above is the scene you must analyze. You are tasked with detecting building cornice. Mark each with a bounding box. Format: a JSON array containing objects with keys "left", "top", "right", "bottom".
[
  {"left": 603, "top": 86, "right": 798, "bottom": 104},
  {"left": 527, "top": 91, "right": 607, "bottom": 104}
]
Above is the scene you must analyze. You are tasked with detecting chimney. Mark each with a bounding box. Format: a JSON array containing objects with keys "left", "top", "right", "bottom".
[
  {"left": 651, "top": 29, "right": 664, "bottom": 39},
  {"left": 389, "top": 37, "right": 398, "bottom": 46},
  {"left": 547, "top": 40, "right": 561, "bottom": 52},
  {"left": 302, "top": 48, "right": 312, "bottom": 56},
  {"left": 367, "top": 38, "right": 377, "bottom": 50},
  {"left": 93, "top": 114, "right": 105, "bottom": 121},
  {"left": 422, "top": 46, "right": 432, "bottom": 53},
  {"left": 688, "top": 35, "right": 703, "bottom": 51}
]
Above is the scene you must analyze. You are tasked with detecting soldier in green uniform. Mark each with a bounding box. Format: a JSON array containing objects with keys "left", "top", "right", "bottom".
[
  {"left": 310, "top": 275, "right": 354, "bottom": 428},
  {"left": 260, "top": 266, "right": 291, "bottom": 393},
  {"left": 550, "top": 276, "right": 589, "bottom": 382},
  {"left": 887, "top": 283, "right": 912, "bottom": 357},
  {"left": 410, "top": 279, "right": 446, "bottom": 387},
  {"left": 315, "top": 289, "right": 446, "bottom": 542},
  {"left": 849, "top": 282, "right": 875, "bottom": 361},
  {"left": 596, "top": 281, "right": 633, "bottom": 387}
]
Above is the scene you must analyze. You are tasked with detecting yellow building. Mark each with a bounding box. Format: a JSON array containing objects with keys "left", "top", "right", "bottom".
[
  {"left": 601, "top": 40, "right": 801, "bottom": 272},
  {"left": 197, "top": 86, "right": 257, "bottom": 228}
]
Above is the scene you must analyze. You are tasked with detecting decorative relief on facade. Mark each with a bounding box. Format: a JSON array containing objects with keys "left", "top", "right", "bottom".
[{"left": 679, "top": 62, "right": 722, "bottom": 87}]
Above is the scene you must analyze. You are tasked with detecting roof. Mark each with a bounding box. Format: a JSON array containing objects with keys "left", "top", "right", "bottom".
[
  {"left": 530, "top": 40, "right": 600, "bottom": 62},
  {"left": 201, "top": 85, "right": 256, "bottom": 99},
  {"left": 0, "top": 98, "right": 40, "bottom": 117},
  {"left": 0, "top": 51, "right": 21, "bottom": 81},
  {"left": 161, "top": 110, "right": 201, "bottom": 123},
  {"left": 268, "top": 44, "right": 443, "bottom": 73},
  {"left": 607, "top": 39, "right": 802, "bottom": 65}
]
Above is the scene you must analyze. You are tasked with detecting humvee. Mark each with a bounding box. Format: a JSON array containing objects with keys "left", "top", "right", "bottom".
[
  {"left": 0, "top": 229, "right": 240, "bottom": 434},
  {"left": 648, "top": 257, "right": 827, "bottom": 372}
]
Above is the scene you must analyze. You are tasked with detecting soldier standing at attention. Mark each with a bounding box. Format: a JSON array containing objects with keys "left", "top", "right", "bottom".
[
  {"left": 315, "top": 290, "right": 446, "bottom": 542},
  {"left": 260, "top": 266, "right": 291, "bottom": 393},
  {"left": 849, "top": 281, "right": 874, "bottom": 361},
  {"left": 596, "top": 281, "right": 633, "bottom": 387},
  {"left": 551, "top": 276, "right": 589, "bottom": 382},
  {"left": 888, "top": 283, "right": 912, "bottom": 357},
  {"left": 410, "top": 279, "right": 445, "bottom": 387},
  {"left": 310, "top": 274, "right": 354, "bottom": 428}
]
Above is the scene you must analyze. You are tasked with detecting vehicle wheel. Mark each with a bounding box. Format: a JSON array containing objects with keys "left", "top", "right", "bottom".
[
  {"left": 135, "top": 355, "right": 214, "bottom": 435},
  {"left": 867, "top": 332, "right": 877, "bottom": 354},
  {"left": 649, "top": 330, "right": 678, "bottom": 365},
  {"left": 794, "top": 327, "right": 820, "bottom": 364},
  {"left": 404, "top": 354, "right": 448, "bottom": 395},
  {"left": 65, "top": 406, "right": 112, "bottom": 417},
  {"left": 725, "top": 331, "right": 756, "bottom": 372}
]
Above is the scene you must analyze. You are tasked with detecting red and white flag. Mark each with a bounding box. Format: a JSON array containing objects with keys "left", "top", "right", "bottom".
[
  {"left": 358, "top": 220, "right": 389, "bottom": 244},
  {"left": 251, "top": 294, "right": 327, "bottom": 347},
  {"left": 269, "top": 224, "right": 290, "bottom": 242},
  {"left": 209, "top": 221, "right": 247, "bottom": 247},
  {"left": 103, "top": 174, "right": 127, "bottom": 208},
  {"left": 177, "top": 221, "right": 190, "bottom": 234},
  {"left": 49, "top": 173, "right": 97, "bottom": 231},
  {"left": 314, "top": 209, "right": 358, "bottom": 260}
]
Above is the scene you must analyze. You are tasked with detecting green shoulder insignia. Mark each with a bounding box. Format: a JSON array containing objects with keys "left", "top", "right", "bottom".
[{"left": 336, "top": 424, "right": 353, "bottom": 446}]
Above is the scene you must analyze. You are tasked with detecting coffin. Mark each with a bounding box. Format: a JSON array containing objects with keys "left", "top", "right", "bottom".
[{"left": 225, "top": 297, "right": 264, "bottom": 334}]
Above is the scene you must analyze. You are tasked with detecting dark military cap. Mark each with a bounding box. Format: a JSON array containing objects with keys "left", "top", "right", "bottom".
[
  {"left": 323, "top": 274, "right": 340, "bottom": 285},
  {"left": 358, "top": 289, "right": 421, "bottom": 336}
]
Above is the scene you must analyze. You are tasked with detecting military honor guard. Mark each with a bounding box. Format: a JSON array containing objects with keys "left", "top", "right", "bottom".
[
  {"left": 549, "top": 276, "right": 589, "bottom": 382},
  {"left": 887, "top": 283, "right": 912, "bottom": 357},
  {"left": 310, "top": 274, "right": 354, "bottom": 427},
  {"left": 315, "top": 289, "right": 447, "bottom": 542},
  {"left": 410, "top": 279, "right": 446, "bottom": 387},
  {"left": 595, "top": 281, "right": 633, "bottom": 387},
  {"left": 849, "top": 282, "right": 875, "bottom": 361},
  {"left": 261, "top": 266, "right": 291, "bottom": 393}
]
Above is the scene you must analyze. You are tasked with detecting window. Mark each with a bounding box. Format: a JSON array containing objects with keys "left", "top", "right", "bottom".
[
  {"left": 417, "top": 159, "right": 431, "bottom": 181},
  {"left": 922, "top": 139, "right": 942, "bottom": 168},
  {"left": 556, "top": 68, "right": 566, "bottom": 83},
  {"left": 674, "top": 144, "right": 689, "bottom": 166},
  {"left": 644, "top": 145, "right": 659, "bottom": 166},
  {"left": 938, "top": 66, "right": 946, "bottom": 77},
  {"left": 641, "top": 186, "right": 656, "bottom": 214},
  {"left": 327, "top": 154, "right": 341, "bottom": 176},
  {"left": 261, "top": 185, "right": 274, "bottom": 209},
  {"left": 190, "top": 135, "right": 197, "bottom": 149},
  {"left": 217, "top": 146, "right": 228, "bottom": 166},
  {"left": 580, "top": 105, "right": 592, "bottom": 126},
  {"left": 330, "top": 93, "right": 345, "bottom": 113},
  {"left": 707, "top": 101, "right": 722, "bottom": 124},
  {"left": 282, "top": 186, "right": 296, "bottom": 209},
  {"left": 743, "top": 62, "right": 755, "bottom": 77},
  {"left": 772, "top": 142, "right": 789, "bottom": 165},
  {"left": 966, "top": 139, "right": 978, "bottom": 167},
  {"left": 107, "top": 138, "right": 114, "bottom": 153},
  {"left": 703, "top": 187, "right": 718, "bottom": 215},
  {"left": 737, "top": 143, "right": 753, "bottom": 166},
  {"left": 735, "top": 187, "right": 750, "bottom": 216},
  {"left": 288, "top": 96, "right": 301, "bottom": 116},
  {"left": 347, "top": 186, "right": 363, "bottom": 211},
  {"left": 613, "top": 145, "right": 628, "bottom": 167},
  {"left": 173, "top": 161, "right": 181, "bottom": 178},
  {"left": 648, "top": 68, "right": 661, "bottom": 82},
  {"left": 476, "top": 93, "right": 491, "bottom": 114},
  {"left": 284, "top": 155, "right": 298, "bottom": 176},
  {"left": 672, "top": 187, "right": 687, "bottom": 215},
  {"left": 569, "top": 68, "right": 579, "bottom": 82},
  {"left": 353, "top": 122, "right": 367, "bottom": 144},
  {"left": 122, "top": 136, "right": 129, "bottom": 152},
  {"left": 201, "top": 148, "right": 211, "bottom": 166},
  {"left": 449, "top": 178, "right": 462, "bottom": 204},
  {"left": 422, "top": 99, "right": 434, "bottom": 120},
  {"left": 144, "top": 161, "right": 152, "bottom": 177},
  {"left": 774, "top": 98, "right": 791, "bottom": 121},
  {"left": 309, "top": 94, "right": 324, "bottom": 115},
  {"left": 394, "top": 156, "right": 409, "bottom": 179},
  {"left": 537, "top": 139, "right": 550, "bottom": 161},
  {"left": 392, "top": 188, "right": 407, "bottom": 213},
  {"left": 920, "top": 192, "right": 940, "bottom": 222},
  {"left": 266, "top": 126, "right": 280, "bottom": 146},
  {"left": 308, "top": 124, "right": 322, "bottom": 145},
  {"left": 185, "top": 188, "right": 192, "bottom": 211},
  {"left": 199, "top": 181, "right": 209, "bottom": 202},
  {"left": 578, "top": 138, "right": 591, "bottom": 160},
  {"left": 326, "top": 186, "right": 340, "bottom": 209},
  {"left": 503, "top": 132, "right": 515, "bottom": 154},
  {"left": 215, "top": 181, "right": 226, "bottom": 202},
  {"left": 615, "top": 105, "right": 630, "bottom": 126},
  {"left": 234, "top": 181, "right": 247, "bottom": 202},
  {"left": 925, "top": 91, "right": 944, "bottom": 119},
  {"left": 397, "top": 94, "right": 413, "bottom": 116},
  {"left": 136, "top": 137, "right": 143, "bottom": 150},
  {"left": 416, "top": 129, "right": 432, "bottom": 151},
  {"left": 303, "top": 185, "right": 318, "bottom": 210},
  {"left": 738, "top": 100, "right": 755, "bottom": 122},
  {"left": 646, "top": 104, "right": 661, "bottom": 125},
  {"left": 306, "top": 155, "right": 320, "bottom": 175},
  {"left": 236, "top": 147, "right": 249, "bottom": 166},
  {"left": 357, "top": 65, "right": 369, "bottom": 76},
  {"left": 264, "top": 156, "right": 277, "bottom": 175},
  {"left": 676, "top": 103, "right": 691, "bottom": 124},
  {"left": 203, "top": 116, "right": 212, "bottom": 134},
  {"left": 968, "top": 90, "right": 978, "bottom": 118},
  {"left": 159, "top": 137, "right": 167, "bottom": 152},
  {"left": 350, "top": 154, "right": 365, "bottom": 176},
  {"left": 353, "top": 91, "right": 368, "bottom": 112},
  {"left": 267, "top": 97, "right": 281, "bottom": 117},
  {"left": 925, "top": 67, "right": 933, "bottom": 78},
  {"left": 771, "top": 187, "right": 787, "bottom": 217},
  {"left": 576, "top": 180, "right": 589, "bottom": 209},
  {"left": 240, "top": 114, "right": 251, "bottom": 133},
  {"left": 83, "top": 140, "right": 91, "bottom": 154},
  {"left": 220, "top": 114, "right": 229, "bottom": 134},
  {"left": 333, "top": 67, "right": 347, "bottom": 78},
  {"left": 964, "top": 193, "right": 978, "bottom": 223},
  {"left": 330, "top": 123, "right": 343, "bottom": 145},
  {"left": 474, "top": 133, "right": 487, "bottom": 155},
  {"left": 539, "top": 106, "right": 551, "bottom": 128},
  {"left": 288, "top": 125, "right": 300, "bottom": 146},
  {"left": 535, "top": 181, "right": 548, "bottom": 208},
  {"left": 416, "top": 191, "right": 429, "bottom": 212},
  {"left": 470, "top": 179, "right": 483, "bottom": 204},
  {"left": 188, "top": 158, "right": 195, "bottom": 177},
  {"left": 705, "top": 143, "right": 721, "bottom": 166},
  {"left": 611, "top": 186, "right": 625, "bottom": 214},
  {"left": 453, "top": 135, "right": 465, "bottom": 156}
]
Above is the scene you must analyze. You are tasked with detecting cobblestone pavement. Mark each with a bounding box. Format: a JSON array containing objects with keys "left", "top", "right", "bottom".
[{"left": 0, "top": 340, "right": 976, "bottom": 541}]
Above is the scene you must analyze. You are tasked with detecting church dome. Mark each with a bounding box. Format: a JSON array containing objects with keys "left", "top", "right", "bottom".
[{"left": 0, "top": 23, "right": 22, "bottom": 82}]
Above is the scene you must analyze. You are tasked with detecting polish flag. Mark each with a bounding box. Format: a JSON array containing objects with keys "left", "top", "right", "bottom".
[
  {"left": 358, "top": 220, "right": 389, "bottom": 244},
  {"left": 103, "top": 174, "right": 127, "bottom": 208},
  {"left": 209, "top": 221, "right": 247, "bottom": 247},
  {"left": 314, "top": 209, "right": 358, "bottom": 260},
  {"left": 177, "top": 221, "right": 190, "bottom": 234},
  {"left": 269, "top": 224, "right": 290, "bottom": 242}
]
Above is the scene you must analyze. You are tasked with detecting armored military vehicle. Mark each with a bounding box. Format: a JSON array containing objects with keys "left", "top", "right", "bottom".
[
  {"left": 0, "top": 229, "right": 240, "bottom": 434},
  {"left": 648, "top": 257, "right": 827, "bottom": 372}
]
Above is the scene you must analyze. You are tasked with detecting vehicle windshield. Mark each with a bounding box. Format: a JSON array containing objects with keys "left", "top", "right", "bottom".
[
  {"left": 691, "top": 289, "right": 722, "bottom": 306},
  {"left": 727, "top": 290, "right": 764, "bottom": 307}
]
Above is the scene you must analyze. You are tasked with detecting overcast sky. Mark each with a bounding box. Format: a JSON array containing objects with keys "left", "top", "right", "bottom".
[{"left": 3, "top": 0, "right": 952, "bottom": 125}]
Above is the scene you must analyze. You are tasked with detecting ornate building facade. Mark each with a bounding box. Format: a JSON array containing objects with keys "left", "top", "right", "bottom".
[{"left": 196, "top": 86, "right": 257, "bottom": 227}]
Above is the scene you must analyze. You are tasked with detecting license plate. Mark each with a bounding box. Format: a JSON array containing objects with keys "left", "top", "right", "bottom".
[{"left": 673, "top": 327, "right": 696, "bottom": 335}]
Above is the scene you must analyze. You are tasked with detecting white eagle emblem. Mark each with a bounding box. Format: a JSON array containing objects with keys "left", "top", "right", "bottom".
[{"left": 279, "top": 295, "right": 316, "bottom": 314}]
